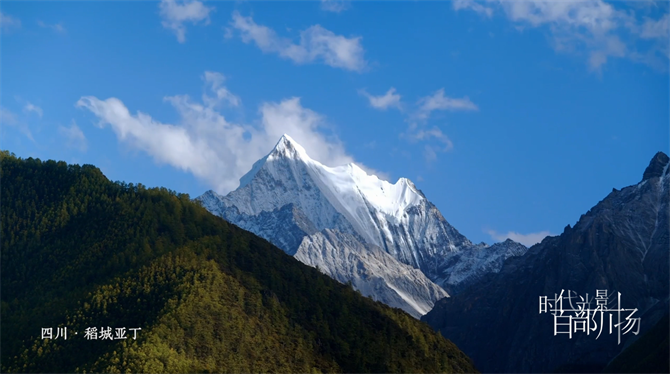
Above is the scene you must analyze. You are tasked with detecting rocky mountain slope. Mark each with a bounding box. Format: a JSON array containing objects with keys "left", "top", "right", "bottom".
[
  {"left": 295, "top": 229, "right": 448, "bottom": 316},
  {"left": 422, "top": 152, "right": 670, "bottom": 373}
]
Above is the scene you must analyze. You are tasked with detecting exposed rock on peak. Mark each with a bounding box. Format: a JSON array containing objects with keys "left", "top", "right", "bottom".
[
  {"left": 642, "top": 151, "right": 669, "bottom": 181},
  {"left": 270, "top": 134, "right": 308, "bottom": 159}
]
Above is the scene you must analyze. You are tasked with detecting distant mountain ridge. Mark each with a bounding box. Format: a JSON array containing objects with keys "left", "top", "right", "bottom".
[
  {"left": 198, "top": 134, "right": 528, "bottom": 317},
  {"left": 423, "top": 151, "right": 670, "bottom": 373}
]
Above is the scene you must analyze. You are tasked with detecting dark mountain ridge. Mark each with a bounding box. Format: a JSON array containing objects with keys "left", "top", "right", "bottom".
[{"left": 423, "top": 151, "right": 670, "bottom": 373}]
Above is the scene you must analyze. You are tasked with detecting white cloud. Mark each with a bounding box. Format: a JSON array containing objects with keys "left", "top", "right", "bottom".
[
  {"left": 59, "top": 121, "right": 88, "bottom": 152},
  {"left": 321, "top": 0, "right": 351, "bottom": 13},
  {"left": 230, "top": 12, "right": 366, "bottom": 72},
  {"left": 1, "top": 107, "right": 34, "bottom": 141},
  {"left": 500, "top": 1, "right": 619, "bottom": 31},
  {"left": 453, "top": 0, "right": 670, "bottom": 71},
  {"left": 625, "top": 0, "right": 667, "bottom": 12},
  {"left": 159, "top": 0, "right": 213, "bottom": 43},
  {"left": 453, "top": 0, "right": 493, "bottom": 17},
  {"left": 416, "top": 88, "right": 478, "bottom": 120},
  {"left": 359, "top": 87, "right": 402, "bottom": 110},
  {"left": 37, "top": 20, "right": 66, "bottom": 33},
  {"left": 501, "top": 0, "right": 630, "bottom": 71},
  {"left": 1, "top": 12, "right": 21, "bottom": 32},
  {"left": 487, "top": 229, "right": 552, "bottom": 247},
  {"left": 23, "top": 102, "right": 43, "bottom": 118},
  {"left": 258, "top": 99, "right": 357, "bottom": 169},
  {"left": 77, "top": 71, "right": 381, "bottom": 194}
]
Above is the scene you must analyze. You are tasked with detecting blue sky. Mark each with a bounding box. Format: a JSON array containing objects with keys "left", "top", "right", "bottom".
[{"left": 1, "top": 0, "right": 668, "bottom": 246}]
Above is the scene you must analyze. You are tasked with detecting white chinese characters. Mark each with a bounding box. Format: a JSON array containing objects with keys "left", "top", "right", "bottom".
[
  {"left": 41, "top": 327, "right": 141, "bottom": 341},
  {"left": 41, "top": 327, "right": 67, "bottom": 340},
  {"left": 539, "top": 289, "right": 640, "bottom": 344}
]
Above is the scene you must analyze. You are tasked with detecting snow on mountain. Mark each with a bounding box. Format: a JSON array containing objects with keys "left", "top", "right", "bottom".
[
  {"left": 197, "top": 134, "right": 527, "bottom": 316},
  {"left": 434, "top": 239, "right": 527, "bottom": 295},
  {"left": 201, "top": 135, "right": 474, "bottom": 269},
  {"left": 199, "top": 135, "right": 365, "bottom": 245}
]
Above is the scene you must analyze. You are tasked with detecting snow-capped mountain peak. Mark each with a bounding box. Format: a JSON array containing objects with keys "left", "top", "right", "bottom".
[
  {"left": 238, "top": 134, "right": 305, "bottom": 189},
  {"left": 201, "top": 134, "right": 476, "bottom": 267},
  {"left": 269, "top": 134, "right": 425, "bottom": 219},
  {"left": 197, "top": 134, "right": 528, "bottom": 317},
  {"left": 232, "top": 134, "right": 427, "bottom": 244}
]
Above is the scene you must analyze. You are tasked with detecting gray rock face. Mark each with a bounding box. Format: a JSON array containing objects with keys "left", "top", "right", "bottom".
[
  {"left": 197, "top": 134, "right": 529, "bottom": 317},
  {"left": 196, "top": 200, "right": 322, "bottom": 256},
  {"left": 422, "top": 152, "right": 670, "bottom": 373},
  {"left": 295, "top": 229, "right": 449, "bottom": 318},
  {"left": 643, "top": 151, "right": 670, "bottom": 180}
]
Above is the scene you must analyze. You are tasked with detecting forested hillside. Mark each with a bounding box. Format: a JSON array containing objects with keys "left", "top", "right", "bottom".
[{"left": 0, "top": 151, "right": 476, "bottom": 373}]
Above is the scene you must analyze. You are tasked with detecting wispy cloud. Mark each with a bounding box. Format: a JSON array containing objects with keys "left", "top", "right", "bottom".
[
  {"left": 1, "top": 107, "right": 34, "bottom": 141},
  {"left": 202, "top": 72, "right": 241, "bottom": 107},
  {"left": 415, "top": 88, "right": 478, "bottom": 120},
  {"left": 487, "top": 229, "right": 552, "bottom": 247},
  {"left": 405, "top": 127, "right": 454, "bottom": 162},
  {"left": 229, "top": 12, "right": 366, "bottom": 72},
  {"left": 59, "top": 121, "right": 88, "bottom": 152},
  {"left": 640, "top": 12, "right": 669, "bottom": 39},
  {"left": 37, "top": 20, "right": 66, "bottom": 34},
  {"left": 77, "top": 71, "right": 383, "bottom": 194},
  {"left": 453, "top": 0, "right": 670, "bottom": 71},
  {"left": 415, "top": 127, "right": 454, "bottom": 150},
  {"left": 358, "top": 87, "right": 477, "bottom": 162},
  {"left": 404, "top": 89, "right": 477, "bottom": 161},
  {"left": 359, "top": 87, "right": 402, "bottom": 110},
  {"left": 321, "top": 0, "right": 351, "bottom": 13},
  {"left": 453, "top": 0, "right": 493, "bottom": 17},
  {"left": 23, "top": 102, "right": 43, "bottom": 118},
  {"left": 1, "top": 12, "right": 21, "bottom": 32},
  {"left": 1, "top": 108, "right": 19, "bottom": 126},
  {"left": 159, "top": 0, "right": 213, "bottom": 43}
]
